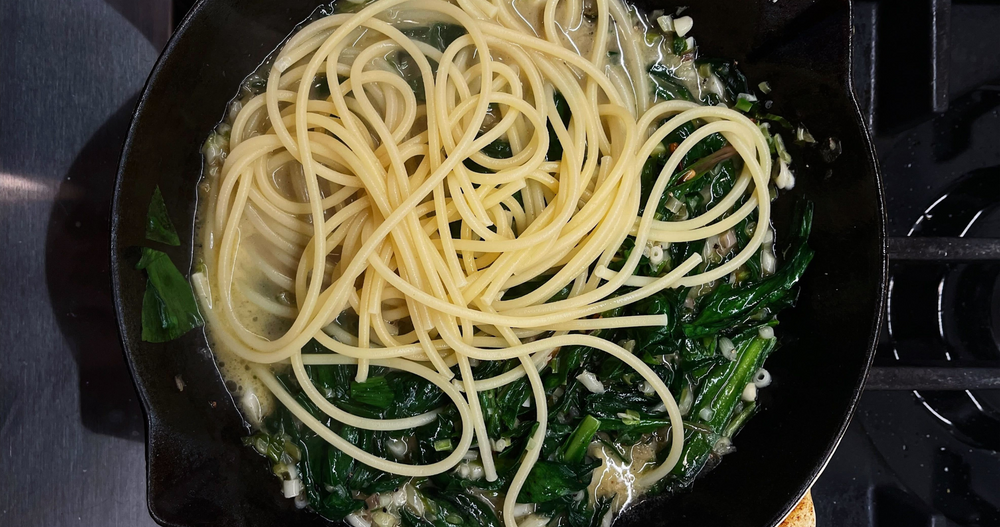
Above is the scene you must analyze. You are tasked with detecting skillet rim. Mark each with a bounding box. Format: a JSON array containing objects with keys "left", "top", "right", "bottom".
[
  {"left": 109, "top": 0, "right": 889, "bottom": 524},
  {"left": 110, "top": 0, "right": 217, "bottom": 524},
  {"left": 762, "top": 1, "right": 888, "bottom": 523}
]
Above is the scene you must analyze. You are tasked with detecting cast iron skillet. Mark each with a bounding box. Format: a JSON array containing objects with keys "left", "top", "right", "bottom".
[{"left": 111, "top": 0, "right": 886, "bottom": 525}]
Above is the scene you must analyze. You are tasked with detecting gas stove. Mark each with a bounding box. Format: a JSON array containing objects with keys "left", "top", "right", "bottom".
[
  {"left": 813, "top": 1, "right": 1000, "bottom": 526},
  {"left": 0, "top": 1, "right": 998, "bottom": 526}
]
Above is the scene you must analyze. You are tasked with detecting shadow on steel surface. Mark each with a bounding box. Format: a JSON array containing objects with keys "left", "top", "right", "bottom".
[{"left": 45, "top": 96, "right": 147, "bottom": 442}]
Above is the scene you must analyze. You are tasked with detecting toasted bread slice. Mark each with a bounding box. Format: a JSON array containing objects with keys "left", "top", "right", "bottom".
[{"left": 779, "top": 491, "right": 816, "bottom": 527}]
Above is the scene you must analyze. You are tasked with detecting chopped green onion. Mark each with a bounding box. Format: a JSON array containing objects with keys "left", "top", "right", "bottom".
[
  {"left": 433, "top": 439, "right": 453, "bottom": 452},
  {"left": 677, "top": 385, "right": 694, "bottom": 416},
  {"left": 773, "top": 133, "right": 792, "bottom": 164},
  {"left": 774, "top": 159, "right": 796, "bottom": 190},
  {"left": 723, "top": 401, "right": 758, "bottom": 438},
  {"left": 617, "top": 410, "right": 641, "bottom": 426},
  {"left": 795, "top": 125, "right": 817, "bottom": 144},
  {"left": 672, "top": 36, "right": 688, "bottom": 54},
  {"left": 734, "top": 93, "right": 757, "bottom": 112},
  {"left": 664, "top": 195, "right": 685, "bottom": 214},
  {"left": 202, "top": 130, "right": 229, "bottom": 167},
  {"left": 762, "top": 113, "right": 794, "bottom": 129},
  {"left": 758, "top": 121, "right": 773, "bottom": 138},
  {"left": 656, "top": 15, "right": 674, "bottom": 33},
  {"left": 245, "top": 432, "right": 286, "bottom": 464},
  {"left": 758, "top": 81, "right": 772, "bottom": 94}
]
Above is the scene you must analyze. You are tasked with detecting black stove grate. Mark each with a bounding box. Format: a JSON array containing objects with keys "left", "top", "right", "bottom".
[
  {"left": 874, "top": 236, "right": 1000, "bottom": 391},
  {"left": 814, "top": 1, "right": 1000, "bottom": 526}
]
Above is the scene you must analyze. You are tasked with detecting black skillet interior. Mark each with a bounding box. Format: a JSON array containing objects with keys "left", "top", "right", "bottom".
[{"left": 110, "top": 0, "right": 886, "bottom": 526}]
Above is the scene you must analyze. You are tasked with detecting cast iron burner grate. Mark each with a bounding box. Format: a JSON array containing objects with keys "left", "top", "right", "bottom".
[
  {"left": 813, "top": 1, "right": 1000, "bottom": 526},
  {"left": 858, "top": 0, "right": 1000, "bottom": 447},
  {"left": 883, "top": 168, "right": 1000, "bottom": 451}
]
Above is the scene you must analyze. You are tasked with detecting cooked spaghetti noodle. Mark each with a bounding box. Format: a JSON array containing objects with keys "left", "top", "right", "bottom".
[{"left": 193, "top": 0, "right": 777, "bottom": 524}]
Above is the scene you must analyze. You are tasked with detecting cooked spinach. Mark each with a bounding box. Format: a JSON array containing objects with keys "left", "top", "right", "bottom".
[
  {"left": 400, "top": 24, "right": 467, "bottom": 52},
  {"left": 226, "top": 32, "right": 814, "bottom": 527},
  {"left": 388, "top": 24, "right": 466, "bottom": 103},
  {"left": 695, "top": 58, "right": 750, "bottom": 104},
  {"left": 480, "top": 376, "right": 531, "bottom": 437},
  {"left": 464, "top": 137, "right": 514, "bottom": 173},
  {"left": 145, "top": 186, "right": 180, "bottom": 246},
  {"left": 390, "top": 50, "right": 431, "bottom": 102},
  {"left": 431, "top": 489, "right": 502, "bottom": 527},
  {"left": 672, "top": 331, "right": 775, "bottom": 484},
  {"left": 351, "top": 376, "right": 395, "bottom": 409},
  {"left": 310, "top": 73, "right": 331, "bottom": 100},
  {"left": 503, "top": 273, "right": 573, "bottom": 303},
  {"left": 546, "top": 91, "right": 573, "bottom": 161},
  {"left": 683, "top": 202, "right": 814, "bottom": 337},
  {"left": 559, "top": 415, "right": 601, "bottom": 464},
  {"left": 136, "top": 247, "right": 203, "bottom": 342},
  {"left": 649, "top": 63, "right": 694, "bottom": 102},
  {"left": 520, "top": 460, "right": 598, "bottom": 503}
]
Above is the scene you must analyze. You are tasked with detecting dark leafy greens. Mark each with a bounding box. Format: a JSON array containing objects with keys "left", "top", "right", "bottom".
[
  {"left": 520, "top": 460, "right": 598, "bottom": 503},
  {"left": 684, "top": 203, "right": 814, "bottom": 337},
  {"left": 196, "top": 14, "right": 817, "bottom": 527},
  {"left": 137, "top": 190, "right": 203, "bottom": 342},
  {"left": 400, "top": 23, "right": 467, "bottom": 51},
  {"left": 389, "top": 24, "right": 468, "bottom": 102},
  {"left": 695, "top": 59, "right": 749, "bottom": 105},
  {"left": 649, "top": 63, "right": 694, "bottom": 102},
  {"left": 145, "top": 186, "right": 181, "bottom": 246},
  {"left": 136, "top": 247, "right": 203, "bottom": 342},
  {"left": 671, "top": 330, "right": 775, "bottom": 484}
]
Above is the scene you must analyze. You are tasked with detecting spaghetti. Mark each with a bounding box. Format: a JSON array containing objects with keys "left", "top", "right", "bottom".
[{"left": 193, "top": 0, "right": 775, "bottom": 524}]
